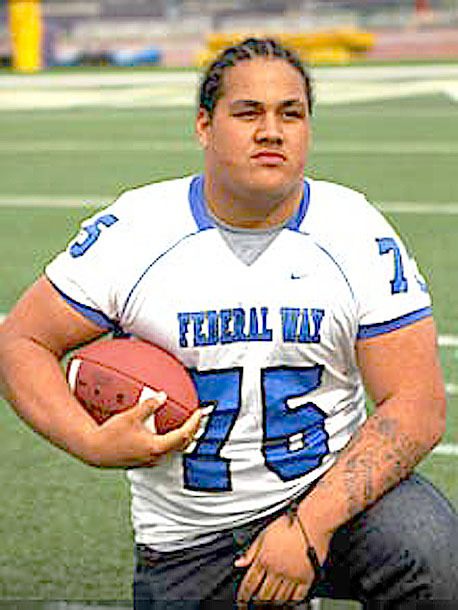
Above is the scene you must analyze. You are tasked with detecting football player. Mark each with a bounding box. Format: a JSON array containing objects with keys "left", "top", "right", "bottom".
[{"left": 0, "top": 38, "right": 457, "bottom": 608}]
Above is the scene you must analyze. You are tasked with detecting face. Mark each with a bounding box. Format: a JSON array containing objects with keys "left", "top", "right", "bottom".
[{"left": 196, "top": 57, "right": 311, "bottom": 226}]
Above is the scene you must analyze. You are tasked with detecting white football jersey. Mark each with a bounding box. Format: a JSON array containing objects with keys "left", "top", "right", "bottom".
[{"left": 46, "top": 175, "right": 431, "bottom": 550}]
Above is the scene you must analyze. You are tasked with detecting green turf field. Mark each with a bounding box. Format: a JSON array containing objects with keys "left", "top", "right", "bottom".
[{"left": 0, "top": 66, "right": 457, "bottom": 607}]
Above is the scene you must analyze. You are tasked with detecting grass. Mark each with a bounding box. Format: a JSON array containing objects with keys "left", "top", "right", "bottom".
[
  {"left": 0, "top": 71, "right": 457, "bottom": 607},
  {"left": 0, "top": 403, "right": 132, "bottom": 599}
]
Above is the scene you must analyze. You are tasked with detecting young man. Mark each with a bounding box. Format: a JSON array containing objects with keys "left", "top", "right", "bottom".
[{"left": 0, "top": 38, "right": 457, "bottom": 608}]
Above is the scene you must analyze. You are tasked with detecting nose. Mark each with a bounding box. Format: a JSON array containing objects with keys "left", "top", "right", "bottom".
[{"left": 254, "top": 112, "right": 283, "bottom": 145}]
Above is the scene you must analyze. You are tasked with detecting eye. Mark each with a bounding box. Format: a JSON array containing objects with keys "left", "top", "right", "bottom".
[
  {"left": 232, "top": 109, "right": 259, "bottom": 120},
  {"left": 282, "top": 109, "right": 305, "bottom": 120}
]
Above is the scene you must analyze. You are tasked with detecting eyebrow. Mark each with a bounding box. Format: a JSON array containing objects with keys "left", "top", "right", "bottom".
[{"left": 229, "top": 99, "right": 306, "bottom": 110}]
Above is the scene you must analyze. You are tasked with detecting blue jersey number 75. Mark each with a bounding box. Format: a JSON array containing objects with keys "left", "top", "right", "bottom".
[{"left": 183, "top": 365, "right": 328, "bottom": 492}]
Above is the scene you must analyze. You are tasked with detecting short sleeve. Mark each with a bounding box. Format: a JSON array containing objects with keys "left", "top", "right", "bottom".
[
  {"left": 350, "top": 203, "right": 432, "bottom": 339},
  {"left": 45, "top": 195, "right": 131, "bottom": 331}
]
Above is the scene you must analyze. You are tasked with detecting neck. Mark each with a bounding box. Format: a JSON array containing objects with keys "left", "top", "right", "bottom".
[{"left": 204, "top": 180, "right": 304, "bottom": 229}]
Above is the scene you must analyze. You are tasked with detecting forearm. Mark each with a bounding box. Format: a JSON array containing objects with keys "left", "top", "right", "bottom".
[
  {"left": 299, "top": 394, "right": 445, "bottom": 539},
  {"left": 0, "top": 331, "right": 200, "bottom": 469},
  {"left": 0, "top": 333, "right": 98, "bottom": 461},
  {"left": 0, "top": 277, "right": 200, "bottom": 469}
]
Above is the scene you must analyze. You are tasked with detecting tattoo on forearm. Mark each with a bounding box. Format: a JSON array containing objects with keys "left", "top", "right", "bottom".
[{"left": 342, "top": 413, "right": 425, "bottom": 520}]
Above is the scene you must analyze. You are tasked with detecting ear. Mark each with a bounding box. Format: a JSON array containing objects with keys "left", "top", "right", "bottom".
[{"left": 195, "top": 107, "right": 212, "bottom": 148}]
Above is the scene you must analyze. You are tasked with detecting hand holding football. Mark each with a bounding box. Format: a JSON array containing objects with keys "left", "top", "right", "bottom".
[{"left": 66, "top": 337, "right": 199, "bottom": 434}]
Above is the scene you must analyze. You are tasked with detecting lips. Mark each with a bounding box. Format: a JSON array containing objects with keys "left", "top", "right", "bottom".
[{"left": 251, "top": 150, "right": 286, "bottom": 164}]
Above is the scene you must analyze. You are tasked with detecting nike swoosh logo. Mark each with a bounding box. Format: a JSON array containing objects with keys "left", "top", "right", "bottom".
[{"left": 290, "top": 273, "right": 308, "bottom": 280}]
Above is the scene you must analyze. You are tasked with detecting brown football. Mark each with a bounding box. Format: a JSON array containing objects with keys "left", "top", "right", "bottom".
[{"left": 66, "top": 337, "right": 199, "bottom": 434}]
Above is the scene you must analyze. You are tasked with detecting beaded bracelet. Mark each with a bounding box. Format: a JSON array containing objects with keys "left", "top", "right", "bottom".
[{"left": 286, "top": 500, "right": 324, "bottom": 584}]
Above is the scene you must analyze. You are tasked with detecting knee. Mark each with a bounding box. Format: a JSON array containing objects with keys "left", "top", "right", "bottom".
[
  {"left": 317, "top": 475, "right": 458, "bottom": 602},
  {"left": 360, "top": 475, "right": 458, "bottom": 597}
]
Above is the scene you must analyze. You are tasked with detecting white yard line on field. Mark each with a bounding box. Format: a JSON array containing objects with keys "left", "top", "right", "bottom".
[
  {"left": 446, "top": 383, "right": 458, "bottom": 396},
  {"left": 7, "top": 108, "right": 457, "bottom": 121},
  {"left": 0, "top": 65, "right": 457, "bottom": 90},
  {"left": 1, "top": 65, "right": 458, "bottom": 111},
  {"left": 314, "top": 142, "right": 458, "bottom": 154},
  {"left": 1, "top": 65, "right": 457, "bottom": 90},
  {"left": 0, "top": 195, "right": 106, "bottom": 207},
  {"left": 433, "top": 443, "right": 458, "bottom": 457},
  {"left": 0, "top": 140, "right": 199, "bottom": 153},
  {"left": 378, "top": 202, "right": 458, "bottom": 214},
  {"left": 1, "top": 140, "right": 458, "bottom": 155},
  {"left": 440, "top": 335, "right": 458, "bottom": 347}
]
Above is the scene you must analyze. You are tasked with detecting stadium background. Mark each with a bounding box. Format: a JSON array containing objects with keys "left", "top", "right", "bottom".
[{"left": 0, "top": 1, "right": 457, "bottom": 609}]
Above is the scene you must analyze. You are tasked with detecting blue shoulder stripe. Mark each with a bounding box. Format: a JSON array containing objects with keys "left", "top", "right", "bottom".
[
  {"left": 49, "top": 280, "right": 120, "bottom": 332},
  {"left": 357, "top": 306, "right": 432, "bottom": 339}
]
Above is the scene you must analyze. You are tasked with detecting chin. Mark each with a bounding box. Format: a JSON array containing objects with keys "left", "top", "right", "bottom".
[{"left": 246, "top": 171, "right": 299, "bottom": 199}]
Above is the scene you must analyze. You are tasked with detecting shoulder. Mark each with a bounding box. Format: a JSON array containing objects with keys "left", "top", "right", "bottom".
[
  {"left": 88, "top": 175, "right": 201, "bottom": 248},
  {"left": 304, "top": 177, "right": 392, "bottom": 240},
  {"left": 307, "top": 178, "right": 378, "bottom": 220},
  {"left": 109, "top": 175, "right": 196, "bottom": 222},
  {"left": 54, "top": 175, "right": 201, "bottom": 265}
]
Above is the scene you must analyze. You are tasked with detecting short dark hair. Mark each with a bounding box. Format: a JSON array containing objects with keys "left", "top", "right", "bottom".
[{"left": 198, "top": 37, "right": 314, "bottom": 118}]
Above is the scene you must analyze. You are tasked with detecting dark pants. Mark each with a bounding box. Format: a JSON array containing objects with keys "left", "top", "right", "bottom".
[{"left": 133, "top": 474, "right": 458, "bottom": 609}]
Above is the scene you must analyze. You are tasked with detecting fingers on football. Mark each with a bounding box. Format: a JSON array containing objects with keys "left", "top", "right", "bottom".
[
  {"left": 153, "top": 409, "right": 201, "bottom": 453},
  {"left": 137, "top": 391, "right": 167, "bottom": 417}
]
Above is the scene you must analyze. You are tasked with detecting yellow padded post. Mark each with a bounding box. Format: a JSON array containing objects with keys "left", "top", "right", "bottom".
[{"left": 8, "top": 0, "right": 43, "bottom": 72}]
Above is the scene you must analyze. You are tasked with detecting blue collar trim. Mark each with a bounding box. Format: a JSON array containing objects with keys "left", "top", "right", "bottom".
[
  {"left": 188, "top": 174, "right": 310, "bottom": 231},
  {"left": 189, "top": 175, "right": 214, "bottom": 230}
]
